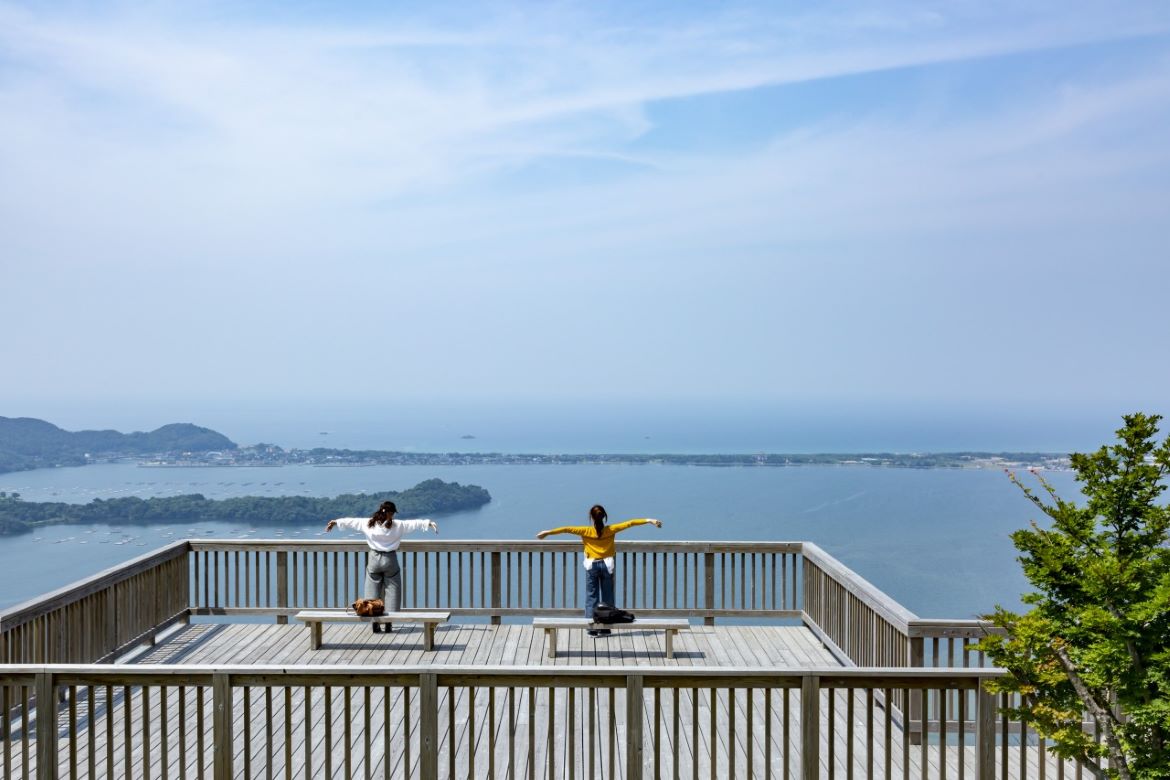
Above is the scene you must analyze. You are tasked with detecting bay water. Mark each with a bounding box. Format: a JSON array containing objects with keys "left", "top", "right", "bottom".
[{"left": 0, "top": 461, "right": 1079, "bottom": 619}]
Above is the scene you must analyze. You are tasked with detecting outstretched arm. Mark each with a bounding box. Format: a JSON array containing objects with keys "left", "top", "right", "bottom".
[
  {"left": 536, "top": 525, "right": 590, "bottom": 540},
  {"left": 397, "top": 519, "right": 439, "bottom": 534},
  {"left": 610, "top": 518, "right": 663, "bottom": 533},
  {"left": 325, "top": 517, "right": 365, "bottom": 532}
]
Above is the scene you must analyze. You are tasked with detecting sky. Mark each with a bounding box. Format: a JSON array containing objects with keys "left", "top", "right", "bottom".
[{"left": 1, "top": 1, "right": 1169, "bottom": 444}]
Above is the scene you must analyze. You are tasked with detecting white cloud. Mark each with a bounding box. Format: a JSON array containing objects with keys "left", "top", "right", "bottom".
[{"left": 1, "top": 1, "right": 1169, "bottom": 405}]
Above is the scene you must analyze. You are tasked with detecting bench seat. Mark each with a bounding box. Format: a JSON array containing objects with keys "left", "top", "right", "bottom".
[
  {"left": 294, "top": 610, "right": 451, "bottom": 651},
  {"left": 532, "top": 617, "right": 690, "bottom": 659}
]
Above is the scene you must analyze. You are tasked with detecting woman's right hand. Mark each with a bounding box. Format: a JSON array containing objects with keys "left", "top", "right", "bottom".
[
  {"left": 325, "top": 520, "right": 336, "bottom": 532},
  {"left": 535, "top": 530, "right": 550, "bottom": 540}
]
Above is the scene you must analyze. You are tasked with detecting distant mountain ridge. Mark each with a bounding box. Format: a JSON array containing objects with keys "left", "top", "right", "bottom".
[{"left": 0, "top": 416, "right": 236, "bottom": 474}]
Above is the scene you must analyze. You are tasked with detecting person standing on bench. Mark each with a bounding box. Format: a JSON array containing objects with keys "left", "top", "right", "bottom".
[
  {"left": 325, "top": 501, "right": 438, "bottom": 633},
  {"left": 536, "top": 505, "right": 662, "bottom": 637}
]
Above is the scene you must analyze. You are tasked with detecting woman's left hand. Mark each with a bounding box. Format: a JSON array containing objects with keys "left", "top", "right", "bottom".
[
  {"left": 429, "top": 521, "right": 439, "bottom": 534},
  {"left": 650, "top": 519, "right": 663, "bottom": 528}
]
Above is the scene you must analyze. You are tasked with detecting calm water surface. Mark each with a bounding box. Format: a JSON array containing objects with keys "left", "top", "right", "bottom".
[{"left": 0, "top": 463, "right": 1079, "bottom": 618}]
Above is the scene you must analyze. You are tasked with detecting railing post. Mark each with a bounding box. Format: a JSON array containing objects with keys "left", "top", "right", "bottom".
[
  {"left": 213, "top": 673, "right": 233, "bottom": 780},
  {"left": 703, "top": 552, "right": 715, "bottom": 626},
  {"left": 909, "top": 637, "right": 924, "bottom": 745},
  {"left": 490, "top": 551, "right": 502, "bottom": 625},
  {"left": 976, "top": 684, "right": 996, "bottom": 780},
  {"left": 276, "top": 551, "right": 289, "bottom": 625},
  {"left": 626, "top": 675, "right": 644, "bottom": 780},
  {"left": 36, "top": 671, "right": 57, "bottom": 780},
  {"left": 801, "top": 676, "right": 820, "bottom": 780},
  {"left": 420, "top": 673, "right": 439, "bottom": 780}
]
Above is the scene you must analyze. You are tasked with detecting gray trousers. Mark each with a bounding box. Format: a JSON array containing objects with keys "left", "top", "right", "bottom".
[{"left": 365, "top": 550, "right": 402, "bottom": 611}]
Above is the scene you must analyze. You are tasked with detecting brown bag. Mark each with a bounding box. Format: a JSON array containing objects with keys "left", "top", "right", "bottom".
[{"left": 351, "top": 598, "right": 385, "bottom": 617}]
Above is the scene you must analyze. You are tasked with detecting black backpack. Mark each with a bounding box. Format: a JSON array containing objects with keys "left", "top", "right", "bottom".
[{"left": 592, "top": 603, "right": 635, "bottom": 624}]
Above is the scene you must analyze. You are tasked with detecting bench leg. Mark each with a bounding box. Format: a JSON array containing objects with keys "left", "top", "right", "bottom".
[
  {"left": 545, "top": 628, "right": 557, "bottom": 659},
  {"left": 310, "top": 622, "right": 322, "bottom": 651},
  {"left": 665, "top": 629, "right": 675, "bottom": 659},
  {"left": 424, "top": 623, "right": 435, "bottom": 652}
]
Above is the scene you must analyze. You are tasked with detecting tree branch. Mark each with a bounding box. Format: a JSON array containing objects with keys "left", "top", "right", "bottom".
[{"left": 1052, "top": 643, "right": 1132, "bottom": 780}]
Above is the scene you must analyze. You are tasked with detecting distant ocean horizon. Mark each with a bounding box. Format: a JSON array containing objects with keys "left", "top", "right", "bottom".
[{"left": 3, "top": 398, "right": 1142, "bottom": 455}]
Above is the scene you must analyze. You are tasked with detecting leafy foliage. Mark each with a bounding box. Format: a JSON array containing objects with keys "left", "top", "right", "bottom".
[
  {"left": 0, "top": 479, "right": 490, "bottom": 535},
  {"left": 978, "top": 413, "right": 1170, "bottom": 779}
]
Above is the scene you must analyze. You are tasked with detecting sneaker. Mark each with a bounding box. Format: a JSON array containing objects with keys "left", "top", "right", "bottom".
[{"left": 587, "top": 629, "right": 602, "bottom": 638}]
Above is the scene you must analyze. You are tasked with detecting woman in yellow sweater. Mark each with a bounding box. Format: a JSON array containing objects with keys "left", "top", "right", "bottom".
[{"left": 536, "top": 505, "right": 663, "bottom": 636}]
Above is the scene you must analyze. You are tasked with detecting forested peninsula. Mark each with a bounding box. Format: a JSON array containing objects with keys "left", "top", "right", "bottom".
[
  {"left": 0, "top": 479, "right": 490, "bottom": 537},
  {"left": 0, "top": 416, "right": 234, "bottom": 475}
]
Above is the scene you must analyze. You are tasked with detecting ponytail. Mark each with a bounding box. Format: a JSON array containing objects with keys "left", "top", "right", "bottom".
[
  {"left": 367, "top": 501, "right": 398, "bottom": 529},
  {"left": 589, "top": 504, "right": 607, "bottom": 536}
]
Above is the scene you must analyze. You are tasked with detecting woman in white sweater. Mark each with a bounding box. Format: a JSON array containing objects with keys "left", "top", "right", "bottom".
[{"left": 325, "top": 500, "right": 438, "bottom": 633}]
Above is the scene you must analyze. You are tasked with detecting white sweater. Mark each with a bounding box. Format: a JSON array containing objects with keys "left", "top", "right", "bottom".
[{"left": 331, "top": 517, "right": 432, "bottom": 552}]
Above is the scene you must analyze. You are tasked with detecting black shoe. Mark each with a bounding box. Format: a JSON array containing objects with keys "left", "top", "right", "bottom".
[
  {"left": 371, "top": 623, "right": 382, "bottom": 634},
  {"left": 597, "top": 629, "right": 612, "bottom": 636},
  {"left": 383, "top": 624, "right": 392, "bottom": 634},
  {"left": 587, "top": 629, "right": 601, "bottom": 638}
]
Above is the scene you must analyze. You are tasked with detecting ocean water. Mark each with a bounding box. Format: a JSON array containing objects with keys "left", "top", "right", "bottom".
[
  {"left": 0, "top": 461, "right": 1081, "bottom": 619},
  {"left": 9, "top": 398, "right": 1130, "bottom": 453}
]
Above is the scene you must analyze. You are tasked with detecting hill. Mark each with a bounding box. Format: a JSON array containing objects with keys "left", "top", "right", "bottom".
[{"left": 0, "top": 417, "right": 236, "bottom": 474}]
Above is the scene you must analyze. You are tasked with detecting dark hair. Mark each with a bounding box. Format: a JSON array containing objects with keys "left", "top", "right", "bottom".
[
  {"left": 368, "top": 501, "right": 397, "bottom": 529},
  {"left": 589, "top": 504, "right": 607, "bottom": 536}
]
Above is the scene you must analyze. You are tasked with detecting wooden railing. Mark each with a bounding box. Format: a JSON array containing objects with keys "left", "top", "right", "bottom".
[
  {"left": 801, "top": 542, "right": 916, "bottom": 669},
  {"left": 0, "top": 663, "right": 1031, "bottom": 780},
  {"left": 0, "top": 542, "right": 189, "bottom": 666},
  {"left": 0, "top": 538, "right": 1097, "bottom": 776},
  {"left": 186, "top": 540, "right": 805, "bottom": 624},
  {"left": 0, "top": 537, "right": 990, "bottom": 667}
]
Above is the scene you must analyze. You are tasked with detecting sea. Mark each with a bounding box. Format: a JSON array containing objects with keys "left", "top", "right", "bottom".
[
  {"left": 1, "top": 399, "right": 1129, "bottom": 619},
  {"left": 0, "top": 459, "right": 1080, "bottom": 620}
]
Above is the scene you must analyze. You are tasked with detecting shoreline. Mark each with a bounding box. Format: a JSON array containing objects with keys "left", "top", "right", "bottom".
[{"left": 0, "top": 450, "right": 1074, "bottom": 477}]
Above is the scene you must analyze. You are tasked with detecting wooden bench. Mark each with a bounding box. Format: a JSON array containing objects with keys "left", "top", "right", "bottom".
[
  {"left": 294, "top": 610, "right": 451, "bottom": 651},
  {"left": 533, "top": 617, "right": 690, "bottom": 659}
]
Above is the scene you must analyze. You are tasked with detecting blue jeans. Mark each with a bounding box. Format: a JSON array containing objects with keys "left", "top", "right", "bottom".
[{"left": 584, "top": 560, "right": 614, "bottom": 620}]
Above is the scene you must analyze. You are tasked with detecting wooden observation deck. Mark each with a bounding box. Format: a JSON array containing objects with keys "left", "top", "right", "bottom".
[{"left": 0, "top": 540, "right": 1096, "bottom": 778}]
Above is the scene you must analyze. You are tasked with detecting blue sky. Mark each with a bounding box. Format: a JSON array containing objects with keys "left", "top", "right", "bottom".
[{"left": 1, "top": 1, "right": 1168, "bottom": 434}]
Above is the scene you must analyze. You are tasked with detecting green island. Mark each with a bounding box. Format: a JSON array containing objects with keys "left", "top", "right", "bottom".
[{"left": 0, "top": 479, "right": 490, "bottom": 537}]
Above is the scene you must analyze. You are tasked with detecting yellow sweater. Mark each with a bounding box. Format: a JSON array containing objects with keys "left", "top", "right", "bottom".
[{"left": 545, "top": 519, "right": 653, "bottom": 559}]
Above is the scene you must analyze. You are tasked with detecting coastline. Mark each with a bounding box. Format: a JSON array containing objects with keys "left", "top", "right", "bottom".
[{"left": 131, "top": 450, "right": 1070, "bottom": 471}]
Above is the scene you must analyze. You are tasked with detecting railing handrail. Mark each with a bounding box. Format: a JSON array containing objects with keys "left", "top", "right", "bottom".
[
  {"left": 187, "top": 539, "right": 805, "bottom": 553},
  {"left": 0, "top": 539, "right": 189, "bottom": 631},
  {"left": 0, "top": 662, "right": 1008, "bottom": 682},
  {"left": 907, "top": 618, "right": 1003, "bottom": 638}
]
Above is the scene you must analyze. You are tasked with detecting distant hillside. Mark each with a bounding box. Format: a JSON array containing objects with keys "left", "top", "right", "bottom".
[
  {"left": 0, "top": 478, "right": 490, "bottom": 536},
  {"left": 0, "top": 417, "right": 237, "bottom": 475}
]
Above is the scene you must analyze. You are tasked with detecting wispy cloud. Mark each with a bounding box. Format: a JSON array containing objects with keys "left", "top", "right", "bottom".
[{"left": 1, "top": 1, "right": 1168, "bottom": 405}]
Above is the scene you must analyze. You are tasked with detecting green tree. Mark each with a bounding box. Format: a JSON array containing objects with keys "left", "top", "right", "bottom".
[{"left": 979, "top": 413, "right": 1170, "bottom": 779}]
